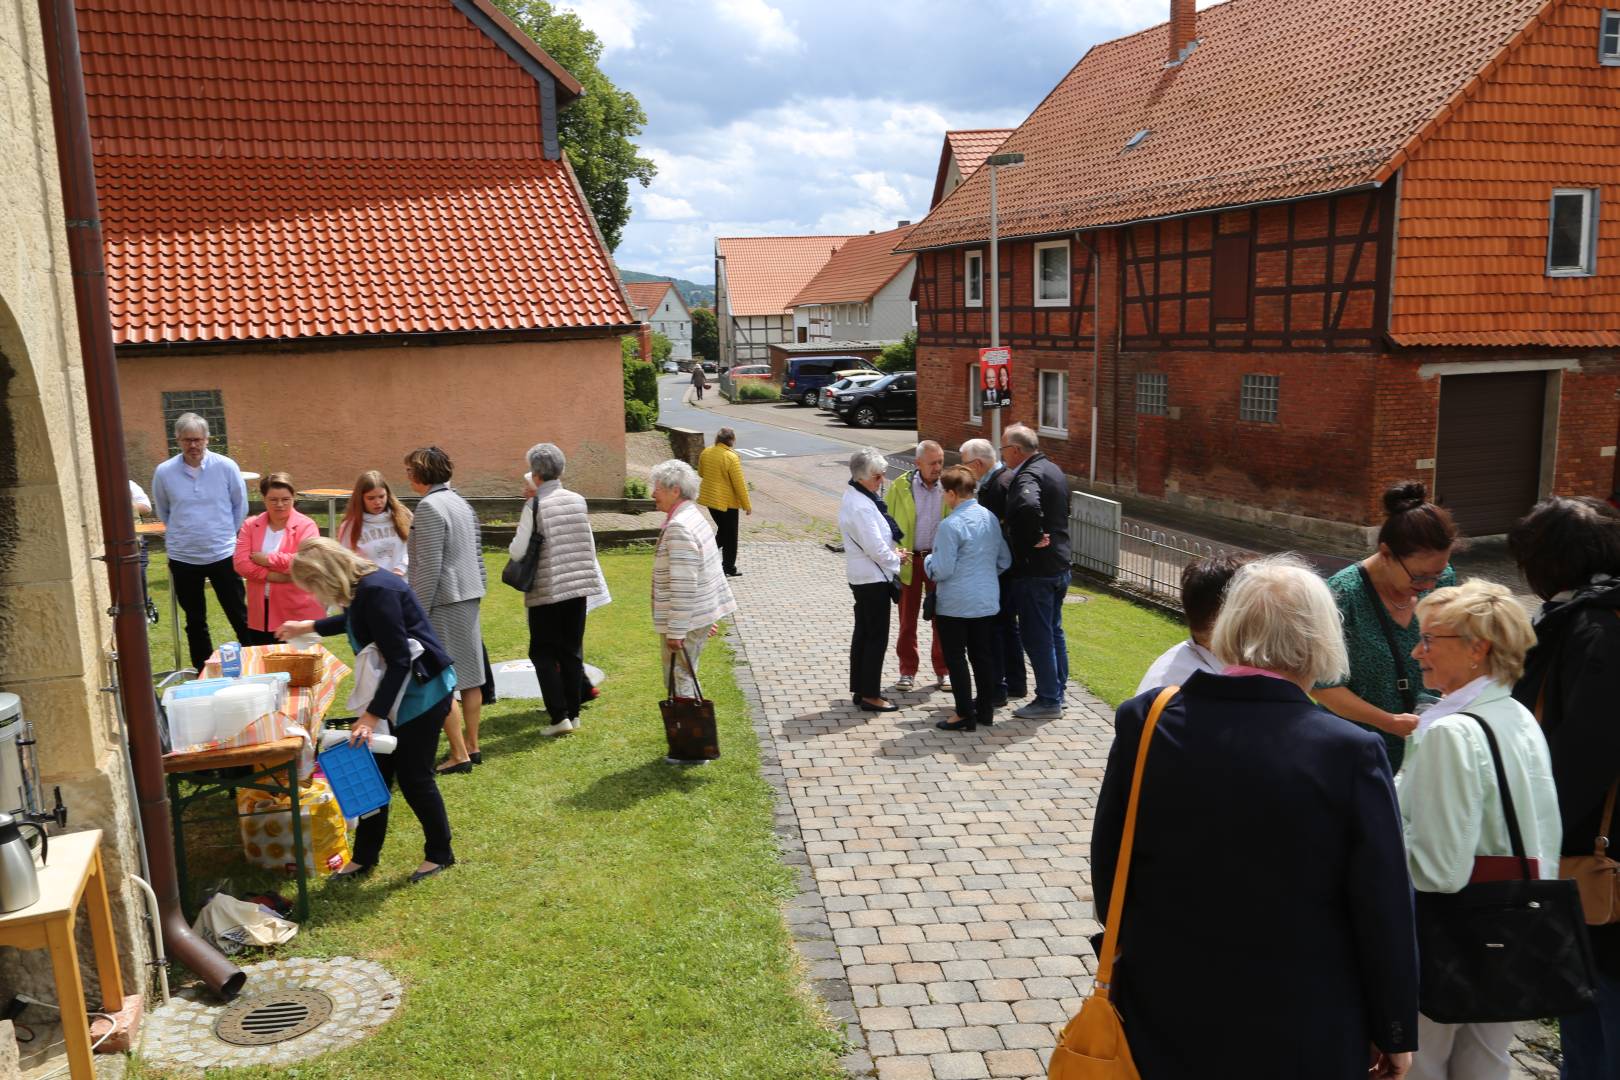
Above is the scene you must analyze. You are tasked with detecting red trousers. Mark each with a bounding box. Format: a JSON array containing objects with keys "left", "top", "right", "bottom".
[{"left": 896, "top": 554, "right": 946, "bottom": 679}]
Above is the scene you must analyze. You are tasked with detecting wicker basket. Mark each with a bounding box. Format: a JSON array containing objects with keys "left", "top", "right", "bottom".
[{"left": 262, "top": 650, "right": 323, "bottom": 688}]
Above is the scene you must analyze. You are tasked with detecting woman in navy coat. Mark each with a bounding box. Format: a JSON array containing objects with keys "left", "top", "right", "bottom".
[{"left": 1092, "top": 555, "right": 1419, "bottom": 1080}]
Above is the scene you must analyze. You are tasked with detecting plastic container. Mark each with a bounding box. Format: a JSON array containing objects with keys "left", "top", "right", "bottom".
[
  {"left": 165, "top": 695, "right": 218, "bottom": 749},
  {"left": 317, "top": 740, "right": 391, "bottom": 818},
  {"left": 219, "top": 641, "right": 242, "bottom": 678},
  {"left": 211, "top": 684, "right": 274, "bottom": 741},
  {"left": 318, "top": 729, "right": 397, "bottom": 755}
]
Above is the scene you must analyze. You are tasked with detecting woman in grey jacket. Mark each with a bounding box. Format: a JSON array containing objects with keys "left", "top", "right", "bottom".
[
  {"left": 404, "top": 446, "right": 487, "bottom": 773},
  {"left": 510, "top": 443, "right": 605, "bottom": 736}
]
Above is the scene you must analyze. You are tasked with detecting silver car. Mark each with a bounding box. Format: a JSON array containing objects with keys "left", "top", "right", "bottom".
[{"left": 818, "top": 373, "right": 884, "bottom": 410}]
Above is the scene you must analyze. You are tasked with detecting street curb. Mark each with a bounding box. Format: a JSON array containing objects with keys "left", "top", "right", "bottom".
[{"left": 726, "top": 626, "right": 873, "bottom": 1078}]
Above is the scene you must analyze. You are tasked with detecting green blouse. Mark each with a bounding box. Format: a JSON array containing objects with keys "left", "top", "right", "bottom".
[{"left": 1320, "top": 561, "right": 1457, "bottom": 770}]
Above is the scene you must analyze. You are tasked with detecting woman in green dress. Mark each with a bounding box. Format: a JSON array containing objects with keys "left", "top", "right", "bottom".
[{"left": 1316, "top": 482, "right": 1459, "bottom": 771}]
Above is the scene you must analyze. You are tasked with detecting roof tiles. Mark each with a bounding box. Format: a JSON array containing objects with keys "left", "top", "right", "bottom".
[
  {"left": 789, "top": 228, "right": 914, "bottom": 306},
  {"left": 624, "top": 281, "right": 674, "bottom": 314},
  {"left": 945, "top": 130, "right": 1013, "bottom": 182},
  {"left": 716, "top": 235, "right": 855, "bottom": 316},
  {"left": 77, "top": 0, "right": 632, "bottom": 345}
]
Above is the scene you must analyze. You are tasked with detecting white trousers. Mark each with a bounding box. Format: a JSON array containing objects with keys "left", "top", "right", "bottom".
[
  {"left": 661, "top": 628, "right": 709, "bottom": 699},
  {"left": 1407, "top": 1014, "right": 1514, "bottom": 1080}
]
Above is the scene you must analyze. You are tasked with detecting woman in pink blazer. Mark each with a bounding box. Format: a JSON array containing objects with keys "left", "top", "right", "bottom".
[{"left": 234, "top": 472, "right": 326, "bottom": 643}]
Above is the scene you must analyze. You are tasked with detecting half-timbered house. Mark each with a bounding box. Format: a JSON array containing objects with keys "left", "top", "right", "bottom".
[
  {"left": 901, "top": 0, "right": 1620, "bottom": 541},
  {"left": 714, "top": 235, "right": 853, "bottom": 368}
]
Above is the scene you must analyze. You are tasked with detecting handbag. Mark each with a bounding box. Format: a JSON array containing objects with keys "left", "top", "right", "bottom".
[
  {"left": 1414, "top": 711, "right": 1598, "bottom": 1024},
  {"left": 500, "top": 494, "right": 544, "bottom": 592},
  {"left": 1048, "top": 685, "right": 1177, "bottom": 1080},
  {"left": 1534, "top": 661, "right": 1620, "bottom": 926},
  {"left": 659, "top": 646, "right": 720, "bottom": 763}
]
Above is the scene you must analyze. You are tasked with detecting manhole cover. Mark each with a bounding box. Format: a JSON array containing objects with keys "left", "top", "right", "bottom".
[{"left": 215, "top": 989, "right": 333, "bottom": 1046}]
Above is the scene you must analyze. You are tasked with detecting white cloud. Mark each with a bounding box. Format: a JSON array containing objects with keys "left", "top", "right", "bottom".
[
  {"left": 712, "top": 0, "right": 802, "bottom": 55},
  {"left": 640, "top": 192, "right": 700, "bottom": 220},
  {"left": 556, "top": 0, "right": 648, "bottom": 53}
]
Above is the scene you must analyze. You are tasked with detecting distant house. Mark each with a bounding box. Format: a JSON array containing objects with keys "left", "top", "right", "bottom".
[
  {"left": 625, "top": 280, "right": 694, "bottom": 363},
  {"left": 80, "top": 0, "right": 637, "bottom": 497},
  {"left": 714, "top": 236, "right": 854, "bottom": 368},
  {"left": 931, "top": 130, "right": 1013, "bottom": 209},
  {"left": 902, "top": 0, "right": 1620, "bottom": 542},
  {"left": 788, "top": 227, "right": 917, "bottom": 346}
]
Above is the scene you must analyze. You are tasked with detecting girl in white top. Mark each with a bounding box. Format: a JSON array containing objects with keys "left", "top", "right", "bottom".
[{"left": 337, "top": 470, "right": 412, "bottom": 575}]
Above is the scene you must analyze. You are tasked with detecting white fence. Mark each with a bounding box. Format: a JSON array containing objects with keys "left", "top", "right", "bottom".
[{"left": 1069, "top": 491, "right": 1251, "bottom": 606}]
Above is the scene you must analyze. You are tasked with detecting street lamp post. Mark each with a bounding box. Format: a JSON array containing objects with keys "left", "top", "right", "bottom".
[{"left": 986, "top": 151, "right": 1024, "bottom": 453}]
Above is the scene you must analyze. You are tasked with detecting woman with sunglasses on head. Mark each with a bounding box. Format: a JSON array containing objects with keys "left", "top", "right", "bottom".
[{"left": 1316, "top": 481, "right": 1460, "bottom": 771}]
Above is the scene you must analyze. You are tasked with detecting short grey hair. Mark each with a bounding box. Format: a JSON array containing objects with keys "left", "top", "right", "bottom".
[
  {"left": 1210, "top": 554, "right": 1350, "bottom": 686},
  {"left": 526, "top": 442, "right": 566, "bottom": 481},
  {"left": 849, "top": 447, "right": 888, "bottom": 481},
  {"left": 1004, "top": 424, "right": 1038, "bottom": 452},
  {"left": 716, "top": 428, "right": 736, "bottom": 446},
  {"left": 959, "top": 439, "right": 996, "bottom": 465},
  {"left": 650, "top": 458, "right": 700, "bottom": 500},
  {"left": 174, "top": 412, "right": 209, "bottom": 438},
  {"left": 915, "top": 439, "right": 943, "bottom": 459}
]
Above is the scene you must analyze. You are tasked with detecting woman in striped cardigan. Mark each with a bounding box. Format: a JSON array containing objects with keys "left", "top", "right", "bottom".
[{"left": 650, "top": 459, "right": 737, "bottom": 699}]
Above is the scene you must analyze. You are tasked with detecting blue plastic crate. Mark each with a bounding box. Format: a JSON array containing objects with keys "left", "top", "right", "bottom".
[{"left": 317, "top": 739, "right": 391, "bottom": 818}]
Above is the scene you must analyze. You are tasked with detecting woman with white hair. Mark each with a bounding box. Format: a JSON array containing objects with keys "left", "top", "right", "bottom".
[
  {"left": 840, "top": 447, "right": 904, "bottom": 712},
  {"left": 510, "top": 443, "right": 605, "bottom": 737},
  {"left": 1090, "top": 555, "right": 1418, "bottom": 1080},
  {"left": 650, "top": 459, "right": 736, "bottom": 703},
  {"left": 1398, "top": 580, "right": 1559, "bottom": 1080}
]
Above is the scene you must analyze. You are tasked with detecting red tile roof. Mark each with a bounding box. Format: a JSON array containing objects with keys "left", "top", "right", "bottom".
[
  {"left": 716, "top": 235, "right": 855, "bottom": 316},
  {"left": 901, "top": 0, "right": 1549, "bottom": 251},
  {"left": 77, "top": 0, "right": 633, "bottom": 345},
  {"left": 624, "top": 281, "right": 674, "bottom": 314},
  {"left": 931, "top": 130, "right": 1014, "bottom": 208},
  {"left": 789, "top": 228, "right": 914, "bottom": 306}
]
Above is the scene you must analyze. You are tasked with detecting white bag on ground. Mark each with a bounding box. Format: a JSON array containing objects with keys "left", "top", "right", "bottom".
[{"left": 191, "top": 892, "right": 298, "bottom": 955}]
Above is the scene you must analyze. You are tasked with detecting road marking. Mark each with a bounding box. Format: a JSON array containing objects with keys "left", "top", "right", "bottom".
[{"left": 735, "top": 447, "right": 786, "bottom": 459}]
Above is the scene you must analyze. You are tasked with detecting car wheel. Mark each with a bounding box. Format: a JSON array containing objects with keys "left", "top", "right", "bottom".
[
  {"left": 854, "top": 405, "right": 878, "bottom": 428},
  {"left": 801, "top": 389, "right": 818, "bottom": 407}
]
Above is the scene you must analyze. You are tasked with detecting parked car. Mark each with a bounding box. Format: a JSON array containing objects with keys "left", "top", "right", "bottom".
[
  {"left": 833, "top": 371, "right": 917, "bottom": 427},
  {"left": 700, "top": 359, "right": 717, "bottom": 373},
  {"left": 663, "top": 360, "right": 680, "bottom": 373},
  {"left": 782, "top": 356, "right": 877, "bottom": 407},
  {"left": 720, "top": 364, "right": 772, "bottom": 398},
  {"left": 818, "top": 372, "right": 885, "bottom": 411}
]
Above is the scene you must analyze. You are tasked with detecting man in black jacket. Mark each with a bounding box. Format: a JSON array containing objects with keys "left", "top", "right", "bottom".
[
  {"left": 959, "top": 438, "right": 1026, "bottom": 701},
  {"left": 999, "top": 424, "right": 1072, "bottom": 719}
]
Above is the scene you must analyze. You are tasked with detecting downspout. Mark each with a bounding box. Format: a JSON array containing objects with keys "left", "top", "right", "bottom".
[
  {"left": 1080, "top": 233, "right": 1100, "bottom": 483},
  {"left": 38, "top": 0, "right": 245, "bottom": 1000}
]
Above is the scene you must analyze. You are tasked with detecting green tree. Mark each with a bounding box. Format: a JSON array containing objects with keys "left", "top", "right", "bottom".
[
  {"left": 620, "top": 331, "right": 671, "bottom": 364},
  {"left": 493, "top": 0, "right": 656, "bottom": 250},
  {"left": 691, "top": 306, "right": 719, "bottom": 364},
  {"left": 875, "top": 330, "right": 917, "bottom": 373}
]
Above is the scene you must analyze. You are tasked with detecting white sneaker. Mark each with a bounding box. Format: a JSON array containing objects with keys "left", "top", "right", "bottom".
[
  {"left": 895, "top": 675, "right": 915, "bottom": 691},
  {"left": 541, "top": 720, "right": 573, "bottom": 736},
  {"left": 939, "top": 675, "right": 952, "bottom": 692},
  {"left": 567, "top": 718, "right": 580, "bottom": 732}
]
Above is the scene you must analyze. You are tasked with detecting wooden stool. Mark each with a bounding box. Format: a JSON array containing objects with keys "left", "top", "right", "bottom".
[{"left": 0, "top": 830, "right": 124, "bottom": 1079}]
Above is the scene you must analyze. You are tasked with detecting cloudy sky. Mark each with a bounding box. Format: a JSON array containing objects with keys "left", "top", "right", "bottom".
[{"left": 559, "top": 0, "right": 1222, "bottom": 283}]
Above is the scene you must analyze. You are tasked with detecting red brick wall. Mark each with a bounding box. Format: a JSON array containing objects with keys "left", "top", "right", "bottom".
[
  {"left": 1552, "top": 355, "right": 1620, "bottom": 497},
  {"left": 1366, "top": 357, "right": 1441, "bottom": 523}
]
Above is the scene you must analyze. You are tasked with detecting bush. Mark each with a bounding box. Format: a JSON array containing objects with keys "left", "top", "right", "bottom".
[
  {"left": 624, "top": 398, "right": 657, "bottom": 432},
  {"left": 623, "top": 476, "right": 649, "bottom": 499},
  {"left": 876, "top": 330, "right": 916, "bottom": 373},
  {"left": 733, "top": 381, "right": 781, "bottom": 403},
  {"left": 622, "top": 353, "right": 658, "bottom": 431}
]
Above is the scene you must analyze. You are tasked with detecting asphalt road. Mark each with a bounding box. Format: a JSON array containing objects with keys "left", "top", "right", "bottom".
[{"left": 658, "top": 374, "right": 868, "bottom": 460}]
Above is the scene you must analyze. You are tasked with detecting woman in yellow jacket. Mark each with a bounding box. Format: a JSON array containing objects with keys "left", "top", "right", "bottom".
[{"left": 697, "top": 428, "right": 751, "bottom": 577}]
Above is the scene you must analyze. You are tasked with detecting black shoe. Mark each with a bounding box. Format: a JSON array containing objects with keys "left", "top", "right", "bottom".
[
  {"left": 990, "top": 697, "right": 1008, "bottom": 708},
  {"left": 468, "top": 752, "right": 482, "bottom": 765},
  {"left": 434, "top": 759, "right": 474, "bottom": 775},
  {"left": 935, "top": 718, "right": 976, "bottom": 732},
  {"left": 330, "top": 863, "right": 374, "bottom": 883},
  {"left": 981, "top": 715, "right": 995, "bottom": 725},
  {"left": 858, "top": 699, "right": 899, "bottom": 713},
  {"left": 725, "top": 568, "right": 742, "bottom": 577},
  {"left": 409, "top": 863, "right": 451, "bottom": 884}
]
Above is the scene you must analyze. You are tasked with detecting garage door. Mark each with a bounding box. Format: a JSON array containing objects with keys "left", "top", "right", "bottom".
[{"left": 1434, "top": 371, "right": 1546, "bottom": 537}]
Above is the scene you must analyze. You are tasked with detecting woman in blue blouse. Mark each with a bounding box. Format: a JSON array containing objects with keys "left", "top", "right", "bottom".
[{"left": 925, "top": 465, "right": 1012, "bottom": 732}]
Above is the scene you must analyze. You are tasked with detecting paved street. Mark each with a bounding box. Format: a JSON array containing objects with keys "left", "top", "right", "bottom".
[{"left": 729, "top": 540, "right": 1113, "bottom": 1080}]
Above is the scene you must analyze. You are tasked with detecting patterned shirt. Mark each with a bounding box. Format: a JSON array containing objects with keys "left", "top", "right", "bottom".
[{"left": 912, "top": 473, "right": 943, "bottom": 550}]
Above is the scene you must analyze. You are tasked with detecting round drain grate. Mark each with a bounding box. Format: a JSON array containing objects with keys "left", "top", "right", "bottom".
[{"left": 214, "top": 989, "right": 334, "bottom": 1046}]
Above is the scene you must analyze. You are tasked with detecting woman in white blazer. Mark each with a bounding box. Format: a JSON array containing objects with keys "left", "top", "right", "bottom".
[
  {"left": 1397, "top": 579, "right": 1560, "bottom": 1080},
  {"left": 650, "top": 459, "right": 736, "bottom": 701},
  {"left": 839, "top": 447, "right": 904, "bottom": 713}
]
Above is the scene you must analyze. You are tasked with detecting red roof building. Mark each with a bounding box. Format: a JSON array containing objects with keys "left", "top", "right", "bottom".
[
  {"left": 787, "top": 227, "right": 917, "bottom": 350},
  {"left": 714, "top": 235, "right": 854, "bottom": 367},
  {"left": 624, "top": 280, "right": 694, "bottom": 363},
  {"left": 903, "top": 0, "right": 1620, "bottom": 539},
  {"left": 81, "top": 0, "right": 637, "bottom": 495},
  {"left": 930, "top": 130, "right": 1013, "bottom": 209}
]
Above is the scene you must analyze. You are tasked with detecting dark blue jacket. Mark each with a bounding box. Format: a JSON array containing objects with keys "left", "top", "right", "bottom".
[
  {"left": 315, "top": 570, "right": 453, "bottom": 721},
  {"left": 1092, "top": 672, "right": 1418, "bottom": 1079},
  {"left": 1004, "top": 452, "right": 1072, "bottom": 577}
]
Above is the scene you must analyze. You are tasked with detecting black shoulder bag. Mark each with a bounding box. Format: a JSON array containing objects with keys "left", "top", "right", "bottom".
[
  {"left": 1357, "top": 564, "right": 1417, "bottom": 714},
  {"left": 1415, "top": 710, "right": 1598, "bottom": 1023},
  {"left": 500, "top": 495, "right": 544, "bottom": 592}
]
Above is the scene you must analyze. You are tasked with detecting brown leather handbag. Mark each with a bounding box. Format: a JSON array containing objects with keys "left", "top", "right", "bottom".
[
  {"left": 1048, "top": 685, "right": 1177, "bottom": 1080},
  {"left": 1536, "top": 679, "right": 1620, "bottom": 925}
]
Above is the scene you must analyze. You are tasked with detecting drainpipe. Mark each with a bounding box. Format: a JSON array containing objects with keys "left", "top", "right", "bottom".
[{"left": 38, "top": 0, "right": 245, "bottom": 1000}]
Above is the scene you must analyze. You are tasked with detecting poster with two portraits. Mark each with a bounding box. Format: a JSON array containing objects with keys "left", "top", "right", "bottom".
[{"left": 979, "top": 346, "right": 1013, "bottom": 410}]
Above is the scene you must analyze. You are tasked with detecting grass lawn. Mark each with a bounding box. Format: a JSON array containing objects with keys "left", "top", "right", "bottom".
[
  {"left": 135, "top": 547, "right": 845, "bottom": 1079},
  {"left": 1061, "top": 582, "right": 1188, "bottom": 709}
]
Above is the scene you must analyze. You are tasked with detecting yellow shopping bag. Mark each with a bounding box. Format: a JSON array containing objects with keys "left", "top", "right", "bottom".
[{"left": 238, "top": 776, "right": 351, "bottom": 876}]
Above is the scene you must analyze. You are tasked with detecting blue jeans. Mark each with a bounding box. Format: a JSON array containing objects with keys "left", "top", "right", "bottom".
[
  {"left": 1011, "top": 570, "right": 1070, "bottom": 706},
  {"left": 1563, "top": 970, "right": 1620, "bottom": 1079}
]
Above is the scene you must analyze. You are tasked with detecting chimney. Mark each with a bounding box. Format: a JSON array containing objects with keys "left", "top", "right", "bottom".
[
  {"left": 638, "top": 322, "right": 653, "bottom": 363},
  {"left": 897, "top": 219, "right": 911, "bottom": 227},
  {"left": 1168, "top": 0, "right": 1197, "bottom": 63}
]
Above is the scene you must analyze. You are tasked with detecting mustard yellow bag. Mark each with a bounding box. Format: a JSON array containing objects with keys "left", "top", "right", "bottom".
[{"left": 238, "top": 775, "right": 351, "bottom": 876}]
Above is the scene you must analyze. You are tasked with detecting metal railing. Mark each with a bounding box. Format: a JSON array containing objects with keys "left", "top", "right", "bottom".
[{"left": 1069, "top": 491, "right": 1253, "bottom": 607}]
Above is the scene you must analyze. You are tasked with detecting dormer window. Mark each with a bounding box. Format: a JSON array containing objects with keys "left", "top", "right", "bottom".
[
  {"left": 1603, "top": 10, "right": 1620, "bottom": 65},
  {"left": 1124, "top": 129, "right": 1152, "bottom": 152}
]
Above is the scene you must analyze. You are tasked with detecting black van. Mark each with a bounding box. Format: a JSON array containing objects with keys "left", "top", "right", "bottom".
[{"left": 781, "top": 355, "right": 876, "bottom": 407}]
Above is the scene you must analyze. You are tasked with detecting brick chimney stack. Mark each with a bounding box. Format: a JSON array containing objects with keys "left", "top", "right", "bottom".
[
  {"left": 638, "top": 322, "right": 653, "bottom": 363},
  {"left": 1169, "top": 0, "right": 1197, "bottom": 62}
]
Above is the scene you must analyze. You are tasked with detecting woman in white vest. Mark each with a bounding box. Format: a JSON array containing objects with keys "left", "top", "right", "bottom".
[
  {"left": 650, "top": 459, "right": 736, "bottom": 701},
  {"left": 509, "top": 442, "right": 605, "bottom": 736}
]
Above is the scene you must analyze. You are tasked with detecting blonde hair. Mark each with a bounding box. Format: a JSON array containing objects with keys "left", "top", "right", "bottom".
[
  {"left": 289, "top": 537, "right": 376, "bottom": 608},
  {"left": 1211, "top": 554, "right": 1350, "bottom": 686},
  {"left": 1414, "top": 580, "right": 1534, "bottom": 685}
]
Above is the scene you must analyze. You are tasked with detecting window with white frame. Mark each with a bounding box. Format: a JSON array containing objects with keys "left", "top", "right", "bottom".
[
  {"left": 968, "top": 363, "right": 982, "bottom": 422},
  {"left": 1038, "top": 370, "right": 1068, "bottom": 435},
  {"left": 1136, "top": 372, "right": 1168, "bottom": 416},
  {"left": 1602, "top": 10, "right": 1620, "bottom": 64},
  {"left": 965, "top": 250, "right": 984, "bottom": 306},
  {"left": 1240, "top": 374, "right": 1280, "bottom": 423},
  {"left": 1548, "top": 189, "right": 1599, "bottom": 276},
  {"left": 1034, "top": 241, "right": 1070, "bottom": 306}
]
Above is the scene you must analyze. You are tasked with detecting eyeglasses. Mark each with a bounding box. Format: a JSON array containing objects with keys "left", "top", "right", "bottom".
[
  {"left": 1395, "top": 552, "right": 1443, "bottom": 588},
  {"left": 1416, "top": 634, "right": 1463, "bottom": 651}
]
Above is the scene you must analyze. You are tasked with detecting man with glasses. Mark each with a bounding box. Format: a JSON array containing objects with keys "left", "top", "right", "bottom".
[{"left": 999, "top": 424, "right": 1073, "bottom": 719}]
